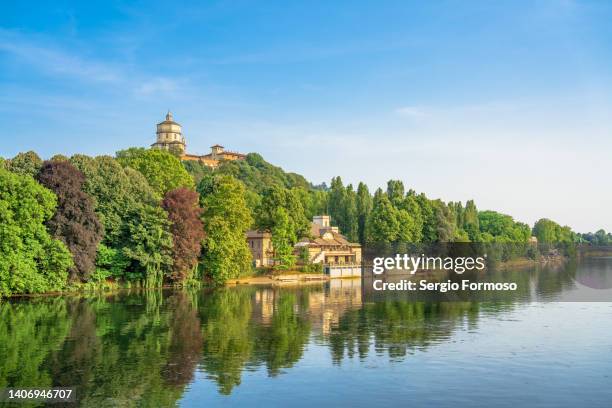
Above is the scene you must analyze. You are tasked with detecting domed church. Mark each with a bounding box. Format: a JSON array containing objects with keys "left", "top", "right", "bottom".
[
  {"left": 151, "top": 111, "right": 186, "bottom": 154},
  {"left": 151, "top": 111, "right": 245, "bottom": 168}
]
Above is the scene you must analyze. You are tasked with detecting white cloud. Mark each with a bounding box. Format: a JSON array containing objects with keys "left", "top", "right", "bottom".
[
  {"left": 394, "top": 106, "right": 428, "bottom": 118},
  {"left": 0, "top": 31, "right": 120, "bottom": 82},
  {"left": 0, "top": 29, "right": 186, "bottom": 98},
  {"left": 134, "top": 77, "right": 181, "bottom": 96}
]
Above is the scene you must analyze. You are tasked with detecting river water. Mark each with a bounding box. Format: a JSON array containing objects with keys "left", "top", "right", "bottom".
[{"left": 1, "top": 258, "right": 611, "bottom": 407}]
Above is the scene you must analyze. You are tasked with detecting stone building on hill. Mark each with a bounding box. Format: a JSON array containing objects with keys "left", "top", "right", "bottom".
[
  {"left": 181, "top": 144, "right": 246, "bottom": 168},
  {"left": 151, "top": 111, "right": 245, "bottom": 168},
  {"left": 151, "top": 111, "right": 186, "bottom": 154}
]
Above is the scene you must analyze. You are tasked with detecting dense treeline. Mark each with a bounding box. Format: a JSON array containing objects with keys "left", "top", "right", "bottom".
[
  {"left": 184, "top": 155, "right": 609, "bottom": 254},
  {"left": 0, "top": 150, "right": 253, "bottom": 296},
  {"left": 0, "top": 149, "right": 609, "bottom": 296}
]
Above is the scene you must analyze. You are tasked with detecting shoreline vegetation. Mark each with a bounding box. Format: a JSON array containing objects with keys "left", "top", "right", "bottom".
[
  {"left": 1, "top": 148, "right": 611, "bottom": 298},
  {"left": 9, "top": 248, "right": 612, "bottom": 297},
  {"left": 2, "top": 252, "right": 581, "bottom": 298}
]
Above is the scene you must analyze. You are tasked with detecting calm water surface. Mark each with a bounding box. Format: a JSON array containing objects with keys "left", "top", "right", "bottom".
[{"left": 1, "top": 259, "right": 612, "bottom": 407}]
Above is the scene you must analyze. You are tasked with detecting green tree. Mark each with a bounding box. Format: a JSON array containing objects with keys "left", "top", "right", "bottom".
[
  {"left": 396, "top": 209, "right": 418, "bottom": 242},
  {"left": 93, "top": 243, "right": 130, "bottom": 281},
  {"left": 384, "top": 183, "right": 423, "bottom": 243},
  {"left": 182, "top": 160, "right": 213, "bottom": 185},
  {"left": 328, "top": 177, "right": 358, "bottom": 241},
  {"left": 122, "top": 204, "right": 174, "bottom": 287},
  {"left": 366, "top": 189, "right": 400, "bottom": 243},
  {"left": 291, "top": 187, "right": 315, "bottom": 221},
  {"left": 401, "top": 192, "right": 424, "bottom": 242},
  {"left": 199, "top": 175, "right": 253, "bottom": 284},
  {"left": 49, "top": 154, "right": 69, "bottom": 162},
  {"left": 70, "top": 155, "right": 159, "bottom": 242},
  {"left": 434, "top": 201, "right": 456, "bottom": 242},
  {"left": 116, "top": 147, "right": 194, "bottom": 196},
  {"left": 328, "top": 176, "right": 345, "bottom": 227},
  {"left": 533, "top": 218, "right": 575, "bottom": 244},
  {"left": 356, "top": 182, "right": 372, "bottom": 245},
  {"left": 255, "top": 185, "right": 310, "bottom": 239},
  {"left": 415, "top": 193, "right": 437, "bottom": 242},
  {"left": 70, "top": 155, "right": 172, "bottom": 282},
  {"left": 6, "top": 151, "right": 43, "bottom": 177},
  {"left": 463, "top": 200, "right": 480, "bottom": 241},
  {"left": 310, "top": 189, "right": 329, "bottom": 216},
  {"left": 271, "top": 207, "right": 297, "bottom": 270},
  {"left": 386, "top": 180, "right": 405, "bottom": 207},
  {"left": 478, "top": 211, "right": 530, "bottom": 243},
  {"left": 341, "top": 184, "right": 358, "bottom": 241},
  {"left": 0, "top": 168, "right": 73, "bottom": 296},
  {"left": 580, "top": 229, "right": 612, "bottom": 245},
  {"left": 216, "top": 152, "right": 312, "bottom": 194}
]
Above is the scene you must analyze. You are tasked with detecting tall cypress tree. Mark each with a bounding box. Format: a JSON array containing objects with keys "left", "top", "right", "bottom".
[
  {"left": 463, "top": 200, "right": 480, "bottom": 241},
  {"left": 328, "top": 176, "right": 345, "bottom": 229},
  {"left": 343, "top": 184, "right": 358, "bottom": 242},
  {"left": 356, "top": 182, "right": 372, "bottom": 245},
  {"left": 328, "top": 177, "right": 359, "bottom": 241}
]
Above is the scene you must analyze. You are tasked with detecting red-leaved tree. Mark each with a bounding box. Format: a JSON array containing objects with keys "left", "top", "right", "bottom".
[
  {"left": 162, "top": 188, "right": 205, "bottom": 282},
  {"left": 37, "top": 160, "right": 104, "bottom": 282}
]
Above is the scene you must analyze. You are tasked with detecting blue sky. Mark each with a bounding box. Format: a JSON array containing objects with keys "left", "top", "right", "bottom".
[{"left": 1, "top": 0, "right": 611, "bottom": 232}]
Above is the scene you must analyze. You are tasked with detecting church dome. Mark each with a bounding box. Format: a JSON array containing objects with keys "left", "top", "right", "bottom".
[{"left": 151, "top": 111, "right": 186, "bottom": 153}]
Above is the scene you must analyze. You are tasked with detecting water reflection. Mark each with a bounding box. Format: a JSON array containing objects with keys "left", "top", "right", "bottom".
[{"left": 0, "top": 258, "right": 610, "bottom": 406}]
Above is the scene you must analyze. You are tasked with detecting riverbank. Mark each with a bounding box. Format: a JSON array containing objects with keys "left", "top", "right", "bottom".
[
  {"left": 493, "top": 254, "right": 568, "bottom": 270},
  {"left": 226, "top": 272, "right": 331, "bottom": 286},
  {"left": 0, "top": 254, "right": 580, "bottom": 298},
  {"left": 3, "top": 273, "right": 329, "bottom": 297}
]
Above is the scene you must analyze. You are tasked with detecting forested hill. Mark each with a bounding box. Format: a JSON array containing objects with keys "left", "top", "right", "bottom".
[
  {"left": 181, "top": 151, "right": 612, "bottom": 247},
  {"left": 184, "top": 152, "right": 318, "bottom": 192}
]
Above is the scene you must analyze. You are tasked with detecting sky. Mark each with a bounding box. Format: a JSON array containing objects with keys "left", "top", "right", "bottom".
[{"left": 1, "top": 0, "right": 611, "bottom": 233}]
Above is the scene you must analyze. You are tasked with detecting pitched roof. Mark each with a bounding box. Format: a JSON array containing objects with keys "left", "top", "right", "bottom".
[
  {"left": 246, "top": 230, "right": 272, "bottom": 238},
  {"left": 305, "top": 222, "right": 360, "bottom": 248}
]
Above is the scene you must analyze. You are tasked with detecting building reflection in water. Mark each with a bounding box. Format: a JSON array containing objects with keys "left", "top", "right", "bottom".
[{"left": 253, "top": 279, "right": 362, "bottom": 335}]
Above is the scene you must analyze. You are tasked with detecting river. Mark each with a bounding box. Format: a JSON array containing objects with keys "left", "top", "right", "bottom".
[{"left": 1, "top": 257, "right": 611, "bottom": 407}]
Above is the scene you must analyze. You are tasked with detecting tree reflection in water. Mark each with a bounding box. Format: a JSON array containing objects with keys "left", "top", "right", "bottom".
[{"left": 0, "top": 262, "right": 585, "bottom": 404}]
